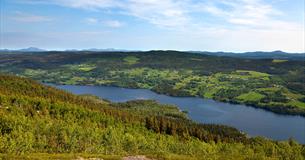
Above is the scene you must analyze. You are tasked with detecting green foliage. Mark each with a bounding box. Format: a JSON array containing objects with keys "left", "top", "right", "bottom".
[
  {"left": 123, "top": 56, "right": 140, "bottom": 65},
  {"left": 0, "top": 75, "right": 304, "bottom": 159},
  {"left": 113, "top": 100, "right": 188, "bottom": 120},
  {"left": 272, "top": 59, "right": 288, "bottom": 63},
  {"left": 1, "top": 51, "right": 304, "bottom": 116},
  {"left": 237, "top": 92, "right": 265, "bottom": 102}
]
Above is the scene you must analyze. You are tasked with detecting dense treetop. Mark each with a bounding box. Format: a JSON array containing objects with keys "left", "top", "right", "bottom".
[{"left": 0, "top": 75, "right": 305, "bottom": 159}]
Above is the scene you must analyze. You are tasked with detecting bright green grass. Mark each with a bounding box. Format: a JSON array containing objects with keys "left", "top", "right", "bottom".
[
  {"left": 123, "top": 68, "right": 146, "bottom": 76},
  {"left": 24, "top": 69, "right": 47, "bottom": 77},
  {"left": 190, "top": 58, "right": 203, "bottom": 61},
  {"left": 236, "top": 70, "right": 270, "bottom": 78},
  {"left": 79, "top": 67, "right": 96, "bottom": 72},
  {"left": 63, "top": 64, "right": 96, "bottom": 72},
  {"left": 120, "top": 68, "right": 183, "bottom": 81},
  {"left": 283, "top": 90, "right": 304, "bottom": 99},
  {"left": 96, "top": 79, "right": 116, "bottom": 85},
  {"left": 204, "top": 87, "right": 221, "bottom": 98},
  {"left": 237, "top": 92, "right": 265, "bottom": 102},
  {"left": 257, "top": 87, "right": 281, "bottom": 92},
  {"left": 123, "top": 56, "right": 140, "bottom": 65},
  {"left": 174, "top": 76, "right": 201, "bottom": 90},
  {"left": 78, "top": 64, "right": 96, "bottom": 72},
  {"left": 288, "top": 101, "right": 305, "bottom": 109},
  {"left": 272, "top": 59, "right": 288, "bottom": 63}
]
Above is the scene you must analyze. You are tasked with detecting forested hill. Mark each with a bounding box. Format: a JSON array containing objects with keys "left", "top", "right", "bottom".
[
  {"left": 1, "top": 49, "right": 304, "bottom": 60},
  {"left": 0, "top": 51, "right": 304, "bottom": 116},
  {"left": 0, "top": 75, "right": 304, "bottom": 159},
  {"left": 190, "top": 50, "right": 305, "bottom": 60}
]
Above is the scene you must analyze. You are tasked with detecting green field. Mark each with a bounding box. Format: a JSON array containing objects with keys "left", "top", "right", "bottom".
[
  {"left": 272, "top": 59, "right": 288, "bottom": 63},
  {"left": 237, "top": 92, "right": 265, "bottom": 102},
  {"left": 124, "top": 56, "right": 140, "bottom": 65},
  {"left": 0, "top": 51, "right": 304, "bottom": 116}
]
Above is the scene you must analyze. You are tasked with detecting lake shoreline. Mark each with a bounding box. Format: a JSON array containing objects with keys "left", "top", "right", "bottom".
[
  {"left": 45, "top": 82, "right": 305, "bottom": 117},
  {"left": 49, "top": 83, "right": 305, "bottom": 144}
]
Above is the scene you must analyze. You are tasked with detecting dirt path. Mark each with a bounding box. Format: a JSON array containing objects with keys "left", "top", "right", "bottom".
[
  {"left": 76, "top": 155, "right": 154, "bottom": 160},
  {"left": 122, "top": 155, "right": 153, "bottom": 160}
]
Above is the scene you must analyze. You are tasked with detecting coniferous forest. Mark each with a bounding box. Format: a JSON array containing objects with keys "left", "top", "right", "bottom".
[
  {"left": 0, "top": 75, "right": 304, "bottom": 159},
  {"left": 1, "top": 0, "right": 305, "bottom": 159}
]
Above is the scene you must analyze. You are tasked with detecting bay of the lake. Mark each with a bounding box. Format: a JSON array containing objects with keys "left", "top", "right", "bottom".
[{"left": 52, "top": 84, "right": 305, "bottom": 144}]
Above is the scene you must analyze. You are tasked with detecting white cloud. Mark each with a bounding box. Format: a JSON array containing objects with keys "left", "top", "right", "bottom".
[
  {"left": 11, "top": 11, "right": 52, "bottom": 22},
  {"left": 102, "top": 20, "right": 124, "bottom": 28},
  {"left": 13, "top": 0, "right": 305, "bottom": 52},
  {"left": 20, "top": 0, "right": 191, "bottom": 28},
  {"left": 19, "top": 0, "right": 303, "bottom": 30},
  {"left": 85, "top": 18, "right": 124, "bottom": 28},
  {"left": 123, "top": 0, "right": 190, "bottom": 28},
  {"left": 199, "top": 0, "right": 301, "bottom": 30},
  {"left": 85, "top": 18, "right": 98, "bottom": 24},
  {"left": 56, "top": 0, "right": 121, "bottom": 11},
  {"left": 19, "top": 0, "right": 120, "bottom": 10}
]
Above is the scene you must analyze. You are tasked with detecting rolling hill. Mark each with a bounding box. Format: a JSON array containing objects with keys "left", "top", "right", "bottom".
[
  {"left": 0, "top": 75, "right": 304, "bottom": 159},
  {"left": 0, "top": 51, "right": 304, "bottom": 116}
]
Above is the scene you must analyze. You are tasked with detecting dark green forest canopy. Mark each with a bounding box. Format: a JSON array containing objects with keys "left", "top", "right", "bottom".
[
  {"left": 0, "top": 51, "right": 304, "bottom": 116},
  {"left": 0, "top": 75, "right": 305, "bottom": 159},
  {"left": 1, "top": 51, "right": 304, "bottom": 73}
]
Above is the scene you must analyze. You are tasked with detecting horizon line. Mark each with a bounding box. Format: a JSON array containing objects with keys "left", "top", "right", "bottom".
[{"left": 1, "top": 47, "right": 305, "bottom": 54}]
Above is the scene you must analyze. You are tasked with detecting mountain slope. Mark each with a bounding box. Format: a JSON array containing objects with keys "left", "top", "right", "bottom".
[{"left": 0, "top": 75, "right": 304, "bottom": 159}]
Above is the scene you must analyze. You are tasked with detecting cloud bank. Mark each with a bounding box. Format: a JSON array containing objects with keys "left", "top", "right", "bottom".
[{"left": 4, "top": 0, "right": 304, "bottom": 52}]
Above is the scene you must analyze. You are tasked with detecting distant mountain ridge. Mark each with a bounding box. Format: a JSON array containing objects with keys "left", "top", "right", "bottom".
[
  {"left": 0, "top": 47, "right": 304, "bottom": 60},
  {"left": 189, "top": 50, "right": 305, "bottom": 60},
  {"left": 0, "top": 47, "right": 136, "bottom": 52},
  {"left": 0, "top": 47, "right": 46, "bottom": 52}
]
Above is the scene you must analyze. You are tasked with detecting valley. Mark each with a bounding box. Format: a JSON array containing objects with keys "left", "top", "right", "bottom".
[
  {"left": 1, "top": 51, "right": 305, "bottom": 159},
  {"left": 1, "top": 51, "right": 304, "bottom": 116}
]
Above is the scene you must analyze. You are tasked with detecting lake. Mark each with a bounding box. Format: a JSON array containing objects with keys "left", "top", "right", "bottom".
[{"left": 52, "top": 84, "right": 305, "bottom": 144}]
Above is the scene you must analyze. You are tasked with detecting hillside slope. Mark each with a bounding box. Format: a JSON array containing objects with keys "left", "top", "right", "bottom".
[
  {"left": 0, "top": 51, "right": 304, "bottom": 116},
  {"left": 0, "top": 75, "right": 304, "bottom": 159}
]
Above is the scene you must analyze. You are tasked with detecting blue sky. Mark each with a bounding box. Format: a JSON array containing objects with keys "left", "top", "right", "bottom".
[{"left": 0, "top": 0, "right": 304, "bottom": 52}]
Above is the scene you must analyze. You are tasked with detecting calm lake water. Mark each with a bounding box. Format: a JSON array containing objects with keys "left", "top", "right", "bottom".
[{"left": 53, "top": 84, "right": 305, "bottom": 144}]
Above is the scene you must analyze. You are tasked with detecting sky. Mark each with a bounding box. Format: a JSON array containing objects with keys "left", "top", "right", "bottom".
[{"left": 0, "top": 0, "right": 304, "bottom": 52}]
